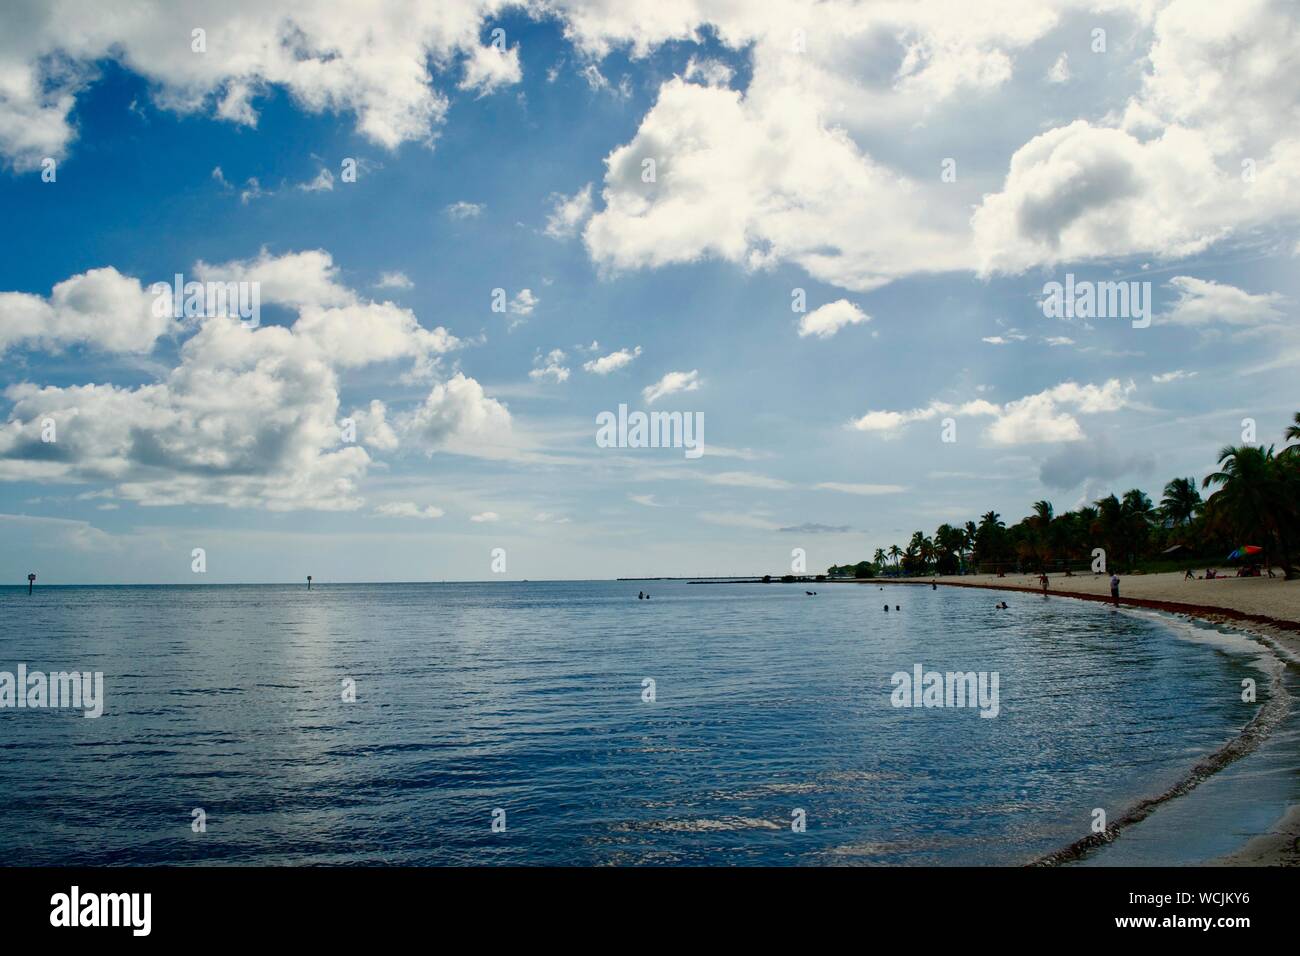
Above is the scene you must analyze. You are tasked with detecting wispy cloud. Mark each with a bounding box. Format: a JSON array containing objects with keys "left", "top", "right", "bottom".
[
  {"left": 374, "top": 502, "right": 444, "bottom": 519},
  {"left": 446, "top": 201, "right": 484, "bottom": 220},
  {"left": 814, "top": 482, "right": 906, "bottom": 495}
]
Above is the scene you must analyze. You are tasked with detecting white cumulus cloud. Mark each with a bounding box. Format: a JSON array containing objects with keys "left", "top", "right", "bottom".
[
  {"left": 545, "top": 183, "right": 594, "bottom": 239},
  {"left": 850, "top": 380, "right": 1134, "bottom": 445},
  {"left": 1160, "top": 276, "right": 1285, "bottom": 327},
  {"left": 642, "top": 370, "right": 701, "bottom": 404},
  {"left": 583, "top": 345, "right": 641, "bottom": 374},
  {"left": 529, "top": 349, "right": 571, "bottom": 383},
  {"left": 0, "top": 250, "right": 506, "bottom": 510},
  {"left": 0, "top": 267, "right": 172, "bottom": 355},
  {"left": 797, "top": 300, "right": 871, "bottom": 339},
  {"left": 0, "top": 0, "right": 527, "bottom": 170}
]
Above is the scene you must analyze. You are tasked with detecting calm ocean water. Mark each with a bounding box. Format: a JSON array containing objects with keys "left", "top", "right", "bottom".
[{"left": 0, "top": 580, "right": 1292, "bottom": 866}]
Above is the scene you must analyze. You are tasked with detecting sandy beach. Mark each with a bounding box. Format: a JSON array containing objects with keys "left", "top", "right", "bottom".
[
  {"left": 885, "top": 571, "right": 1300, "bottom": 866},
  {"left": 892, "top": 570, "right": 1300, "bottom": 630}
]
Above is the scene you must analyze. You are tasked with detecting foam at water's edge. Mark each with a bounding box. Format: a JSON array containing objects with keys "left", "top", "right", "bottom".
[{"left": 1030, "top": 612, "right": 1292, "bottom": 867}]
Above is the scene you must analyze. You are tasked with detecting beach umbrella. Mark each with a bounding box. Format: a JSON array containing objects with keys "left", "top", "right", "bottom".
[{"left": 1226, "top": 545, "right": 1263, "bottom": 561}]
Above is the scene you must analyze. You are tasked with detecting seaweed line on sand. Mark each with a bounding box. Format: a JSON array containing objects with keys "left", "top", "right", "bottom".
[{"left": 1029, "top": 648, "right": 1290, "bottom": 866}]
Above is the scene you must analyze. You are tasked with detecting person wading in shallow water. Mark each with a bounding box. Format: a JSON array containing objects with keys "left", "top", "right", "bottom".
[{"left": 1110, "top": 572, "right": 1121, "bottom": 606}]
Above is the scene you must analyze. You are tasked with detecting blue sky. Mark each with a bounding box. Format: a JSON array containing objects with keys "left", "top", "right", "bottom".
[{"left": 1, "top": 0, "right": 1297, "bottom": 582}]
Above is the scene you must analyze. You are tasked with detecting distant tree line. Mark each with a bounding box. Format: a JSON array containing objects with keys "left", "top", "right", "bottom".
[{"left": 829, "top": 412, "right": 1300, "bottom": 580}]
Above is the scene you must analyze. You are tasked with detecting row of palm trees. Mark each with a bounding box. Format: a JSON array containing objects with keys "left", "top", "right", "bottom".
[{"left": 831, "top": 412, "right": 1300, "bottom": 581}]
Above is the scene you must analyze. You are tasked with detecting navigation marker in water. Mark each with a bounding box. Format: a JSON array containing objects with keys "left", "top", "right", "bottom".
[
  {"left": 307, "top": 575, "right": 312, "bottom": 591},
  {"left": 27, "top": 572, "right": 35, "bottom": 595}
]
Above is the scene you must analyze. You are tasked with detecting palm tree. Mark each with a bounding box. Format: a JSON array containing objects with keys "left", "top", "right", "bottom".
[
  {"left": 1122, "top": 489, "right": 1153, "bottom": 515},
  {"left": 1094, "top": 494, "right": 1125, "bottom": 568},
  {"left": 1030, "top": 500, "right": 1054, "bottom": 567},
  {"left": 1121, "top": 489, "right": 1155, "bottom": 563},
  {"left": 919, "top": 535, "right": 936, "bottom": 571},
  {"left": 1160, "top": 477, "right": 1202, "bottom": 527},
  {"left": 887, "top": 544, "right": 903, "bottom": 568},
  {"left": 906, "top": 531, "right": 927, "bottom": 572},
  {"left": 1203, "top": 445, "right": 1296, "bottom": 579},
  {"left": 902, "top": 541, "right": 921, "bottom": 574},
  {"left": 1075, "top": 505, "right": 1099, "bottom": 548},
  {"left": 1282, "top": 412, "right": 1300, "bottom": 459},
  {"left": 873, "top": 548, "right": 887, "bottom": 569},
  {"left": 934, "top": 524, "right": 965, "bottom": 573},
  {"left": 974, "top": 511, "right": 1006, "bottom": 572}
]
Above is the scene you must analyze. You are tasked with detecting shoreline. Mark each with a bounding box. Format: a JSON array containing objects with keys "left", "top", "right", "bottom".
[
  {"left": 875, "top": 573, "right": 1300, "bottom": 867},
  {"left": 879, "top": 574, "right": 1300, "bottom": 636}
]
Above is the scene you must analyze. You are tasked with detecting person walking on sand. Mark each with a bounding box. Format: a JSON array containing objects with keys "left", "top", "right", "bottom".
[
  {"left": 1038, "top": 572, "right": 1049, "bottom": 595},
  {"left": 1109, "top": 572, "right": 1120, "bottom": 606}
]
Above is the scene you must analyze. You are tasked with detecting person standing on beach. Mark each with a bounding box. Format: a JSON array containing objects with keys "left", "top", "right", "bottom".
[{"left": 1109, "top": 573, "right": 1120, "bottom": 606}]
